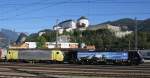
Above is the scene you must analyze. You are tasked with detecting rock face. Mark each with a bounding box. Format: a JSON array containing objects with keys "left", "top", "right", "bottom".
[
  {"left": 0, "top": 28, "right": 19, "bottom": 42},
  {"left": 0, "top": 32, "right": 8, "bottom": 47},
  {"left": 16, "top": 33, "right": 27, "bottom": 45},
  {"left": 0, "top": 28, "right": 19, "bottom": 47}
]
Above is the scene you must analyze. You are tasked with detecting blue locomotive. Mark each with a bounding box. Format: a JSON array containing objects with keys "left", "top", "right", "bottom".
[{"left": 74, "top": 50, "right": 144, "bottom": 65}]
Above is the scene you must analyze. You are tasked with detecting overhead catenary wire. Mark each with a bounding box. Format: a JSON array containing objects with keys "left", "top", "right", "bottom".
[
  {"left": 0, "top": 0, "right": 150, "bottom": 21},
  {"left": 0, "top": 0, "right": 150, "bottom": 9},
  {"left": 0, "top": 12, "right": 150, "bottom": 21},
  {"left": 0, "top": 0, "right": 149, "bottom": 14},
  {"left": 0, "top": 0, "right": 71, "bottom": 20},
  {"left": 1, "top": 0, "right": 150, "bottom": 5},
  {"left": 1, "top": 0, "right": 150, "bottom": 9},
  {"left": 0, "top": 0, "right": 51, "bottom": 15}
]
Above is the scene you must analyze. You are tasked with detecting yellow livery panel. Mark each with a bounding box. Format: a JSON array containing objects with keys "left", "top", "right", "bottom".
[
  {"left": 51, "top": 50, "right": 64, "bottom": 61},
  {"left": 7, "top": 50, "right": 18, "bottom": 60}
]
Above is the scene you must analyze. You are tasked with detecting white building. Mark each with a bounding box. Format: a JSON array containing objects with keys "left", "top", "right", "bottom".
[
  {"left": 53, "top": 20, "right": 76, "bottom": 33},
  {"left": 25, "top": 42, "right": 37, "bottom": 48},
  {"left": 57, "top": 35, "right": 70, "bottom": 43},
  {"left": 39, "top": 32, "right": 46, "bottom": 36},
  {"left": 88, "top": 24, "right": 132, "bottom": 38},
  {"left": 45, "top": 42, "right": 56, "bottom": 48},
  {"left": 104, "top": 24, "right": 121, "bottom": 32},
  {"left": 53, "top": 16, "right": 90, "bottom": 34},
  {"left": 45, "top": 35, "right": 79, "bottom": 48},
  {"left": 53, "top": 26, "right": 62, "bottom": 30},
  {"left": 59, "top": 20, "right": 76, "bottom": 29},
  {"left": 46, "top": 42, "right": 78, "bottom": 48},
  {"left": 88, "top": 24, "right": 121, "bottom": 32},
  {"left": 77, "top": 16, "right": 89, "bottom": 30},
  {"left": 115, "top": 31, "right": 133, "bottom": 38}
]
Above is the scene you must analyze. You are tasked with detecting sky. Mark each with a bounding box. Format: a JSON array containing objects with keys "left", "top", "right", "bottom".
[{"left": 0, "top": 0, "right": 150, "bottom": 34}]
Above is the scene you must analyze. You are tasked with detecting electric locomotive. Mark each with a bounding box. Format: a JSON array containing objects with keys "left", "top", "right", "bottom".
[{"left": 75, "top": 50, "right": 144, "bottom": 65}]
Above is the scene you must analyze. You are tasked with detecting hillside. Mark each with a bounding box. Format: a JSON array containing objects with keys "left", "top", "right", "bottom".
[
  {"left": 139, "top": 19, "right": 150, "bottom": 31},
  {"left": 26, "top": 17, "right": 150, "bottom": 50},
  {"left": 0, "top": 28, "right": 19, "bottom": 42},
  {"left": 101, "top": 18, "right": 150, "bottom": 31},
  {"left": 0, "top": 28, "right": 19, "bottom": 48}
]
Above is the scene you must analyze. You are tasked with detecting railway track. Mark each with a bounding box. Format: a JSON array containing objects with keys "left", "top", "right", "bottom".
[{"left": 0, "top": 63, "right": 149, "bottom": 78}]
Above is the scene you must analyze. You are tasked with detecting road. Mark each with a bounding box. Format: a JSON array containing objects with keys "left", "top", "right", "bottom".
[{"left": 0, "top": 62, "right": 149, "bottom": 78}]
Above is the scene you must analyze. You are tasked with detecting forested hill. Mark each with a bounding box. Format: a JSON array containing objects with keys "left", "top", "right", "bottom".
[
  {"left": 101, "top": 18, "right": 150, "bottom": 31},
  {"left": 26, "top": 18, "right": 150, "bottom": 49}
]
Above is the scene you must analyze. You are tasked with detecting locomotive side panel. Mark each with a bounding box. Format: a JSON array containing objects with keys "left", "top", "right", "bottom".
[
  {"left": 7, "top": 49, "right": 65, "bottom": 62},
  {"left": 128, "top": 51, "right": 144, "bottom": 65},
  {"left": 77, "top": 51, "right": 129, "bottom": 64},
  {"left": 18, "top": 49, "right": 51, "bottom": 60},
  {"left": 77, "top": 51, "right": 128, "bottom": 60}
]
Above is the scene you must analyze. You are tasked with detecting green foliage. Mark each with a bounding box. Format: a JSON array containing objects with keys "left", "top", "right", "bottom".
[
  {"left": 36, "top": 36, "right": 46, "bottom": 48},
  {"left": 70, "top": 29, "right": 150, "bottom": 50},
  {"left": 26, "top": 33, "right": 38, "bottom": 42},
  {"left": 42, "top": 31, "right": 56, "bottom": 42},
  {"left": 26, "top": 28, "right": 150, "bottom": 50},
  {"left": 26, "top": 31, "right": 56, "bottom": 42},
  {"left": 138, "top": 31, "right": 150, "bottom": 49}
]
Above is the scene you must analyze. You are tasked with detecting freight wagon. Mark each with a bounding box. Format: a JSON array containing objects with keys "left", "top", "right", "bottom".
[
  {"left": 0, "top": 48, "right": 7, "bottom": 61},
  {"left": 7, "top": 49, "right": 64, "bottom": 63}
]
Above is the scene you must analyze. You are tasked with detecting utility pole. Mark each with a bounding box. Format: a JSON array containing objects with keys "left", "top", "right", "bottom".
[
  {"left": 128, "top": 40, "right": 131, "bottom": 50},
  {"left": 134, "top": 17, "right": 138, "bottom": 50},
  {"left": 55, "top": 19, "right": 59, "bottom": 48}
]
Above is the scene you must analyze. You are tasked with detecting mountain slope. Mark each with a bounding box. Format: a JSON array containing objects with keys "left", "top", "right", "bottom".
[{"left": 101, "top": 18, "right": 150, "bottom": 31}]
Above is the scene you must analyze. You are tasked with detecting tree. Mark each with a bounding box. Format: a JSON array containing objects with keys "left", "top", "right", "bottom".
[
  {"left": 41, "top": 31, "right": 56, "bottom": 42},
  {"left": 26, "top": 28, "right": 150, "bottom": 50},
  {"left": 36, "top": 36, "right": 46, "bottom": 48},
  {"left": 26, "top": 33, "right": 38, "bottom": 42}
]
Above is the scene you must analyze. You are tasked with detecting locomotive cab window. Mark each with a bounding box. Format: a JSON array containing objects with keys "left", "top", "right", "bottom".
[{"left": 147, "top": 52, "right": 150, "bottom": 56}]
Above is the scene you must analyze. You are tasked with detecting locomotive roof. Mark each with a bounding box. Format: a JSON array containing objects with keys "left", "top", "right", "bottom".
[{"left": 8, "top": 48, "right": 139, "bottom": 53}]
